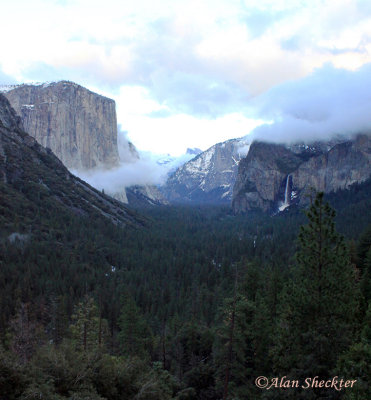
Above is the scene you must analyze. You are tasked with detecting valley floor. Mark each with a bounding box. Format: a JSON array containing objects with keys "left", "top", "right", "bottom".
[{"left": 1, "top": 180, "right": 371, "bottom": 399}]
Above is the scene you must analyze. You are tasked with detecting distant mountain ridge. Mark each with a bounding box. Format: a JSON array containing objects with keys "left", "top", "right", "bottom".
[
  {"left": 162, "top": 132, "right": 371, "bottom": 213},
  {"left": 4, "top": 81, "right": 369, "bottom": 213},
  {"left": 162, "top": 138, "right": 249, "bottom": 204}
]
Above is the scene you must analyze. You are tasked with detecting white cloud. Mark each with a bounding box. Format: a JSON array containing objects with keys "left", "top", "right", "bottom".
[
  {"left": 73, "top": 156, "right": 167, "bottom": 192},
  {"left": 2, "top": 0, "right": 371, "bottom": 155},
  {"left": 250, "top": 62, "right": 371, "bottom": 143},
  {"left": 116, "top": 110, "right": 263, "bottom": 156}
]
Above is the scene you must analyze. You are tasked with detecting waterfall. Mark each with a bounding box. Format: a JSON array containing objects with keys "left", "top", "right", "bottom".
[
  {"left": 284, "top": 174, "right": 290, "bottom": 206},
  {"left": 279, "top": 175, "right": 291, "bottom": 212}
]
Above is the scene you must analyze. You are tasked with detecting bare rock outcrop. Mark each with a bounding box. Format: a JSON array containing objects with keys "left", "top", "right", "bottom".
[{"left": 2, "top": 81, "right": 119, "bottom": 170}]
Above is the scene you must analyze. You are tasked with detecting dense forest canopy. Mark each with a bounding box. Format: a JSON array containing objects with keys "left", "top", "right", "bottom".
[{"left": 0, "top": 178, "right": 371, "bottom": 399}]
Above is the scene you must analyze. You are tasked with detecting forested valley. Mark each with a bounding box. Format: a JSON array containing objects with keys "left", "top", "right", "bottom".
[{"left": 1, "top": 178, "right": 371, "bottom": 399}]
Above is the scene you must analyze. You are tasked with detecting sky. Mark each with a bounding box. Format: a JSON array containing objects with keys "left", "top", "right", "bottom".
[{"left": 2, "top": 0, "right": 371, "bottom": 157}]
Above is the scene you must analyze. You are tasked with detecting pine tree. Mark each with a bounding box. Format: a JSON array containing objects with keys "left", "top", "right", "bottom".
[
  {"left": 118, "top": 296, "right": 152, "bottom": 358},
  {"left": 336, "top": 303, "right": 371, "bottom": 400},
  {"left": 273, "top": 193, "right": 360, "bottom": 398},
  {"left": 214, "top": 293, "right": 256, "bottom": 399},
  {"left": 360, "top": 247, "right": 371, "bottom": 305},
  {"left": 9, "top": 303, "right": 44, "bottom": 364},
  {"left": 70, "top": 296, "right": 108, "bottom": 352},
  {"left": 50, "top": 295, "right": 68, "bottom": 346}
]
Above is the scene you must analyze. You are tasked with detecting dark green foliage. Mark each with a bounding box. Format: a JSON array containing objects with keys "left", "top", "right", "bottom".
[
  {"left": 213, "top": 262, "right": 276, "bottom": 400},
  {"left": 0, "top": 345, "right": 28, "bottom": 399},
  {"left": 214, "top": 293, "right": 256, "bottom": 399},
  {"left": 70, "top": 296, "right": 109, "bottom": 352},
  {"left": 336, "top": 304, "right": 371, "bottom": 400},
  {"left": 0, "top": 342, "right": 177, "bottom": 400},
  {"left": 272, "top": 193, "right": 360, "bottom": 399},
  {"left": 118, "top": 296, "right": 152, "bottom": 358},
  {"left": 1, "top": 175, "right": 371, "bottom": 398},
  {"left": 167, "top": 321, "right": 215, "bottom": 398}
]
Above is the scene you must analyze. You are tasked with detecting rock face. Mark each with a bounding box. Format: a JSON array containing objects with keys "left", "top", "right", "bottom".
[
  {"left": 110, "top": 180, "right": 168, "bottom": 207},
  {"left": 2, "top": 81, "right": 119, "bottom": 170},
  {"left": 2, "top": 81, "right": 167, "bottom": 207},
  {"left": 232, "top": 135, "right": 371, "bottom": 213},
  {"left": 125, "top": 185, "right": 168, "bottom": 207},
  {"left": 0, "top": 93, "right": 24, "bottom": 132},
  {"left": 0, "top": 94, "right": 144, "bottom": 226},
  {"left": 163, "top": 138, "right": 249, "bottom": 204}
]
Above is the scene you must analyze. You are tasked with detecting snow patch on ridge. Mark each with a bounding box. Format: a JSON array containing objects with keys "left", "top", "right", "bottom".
[
  {"left": 0, "top": 81, "right": 61, "bottom": 93},
  {"left": 0, "top": 85, "right": 20, "bottom": 93},
  {"left": 183, "top": 146, "right": 215, "bottom": 176}
]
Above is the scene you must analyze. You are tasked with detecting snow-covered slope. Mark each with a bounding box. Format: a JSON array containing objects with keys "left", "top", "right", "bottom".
[{"left": 162, "top": 138, "right": 250, "bottom": 204}]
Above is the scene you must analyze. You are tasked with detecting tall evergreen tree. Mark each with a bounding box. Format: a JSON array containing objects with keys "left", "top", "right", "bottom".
[
  {"left": 273, "top": 192, "right": 360, "bottom": 398},
  {"left": 214, "top": 294, "right": 256, "bottom": 399},
  {"left": 70, "top": 296, "right": 108, "bottom": 352},
  {"left": 336, "top": 303, "right": 371, "bottom": 400},
  {"left": 118, "top": 296, "right": 152, "bottom": 358},
  {"left": 9, "top": 303, "right": 44, "bottom": 364}
]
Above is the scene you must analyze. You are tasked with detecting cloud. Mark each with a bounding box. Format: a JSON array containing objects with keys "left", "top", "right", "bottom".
[
  {"left": 357, "top": 0, "right": 371, "bottom": 15},
  {"left": 72, "top": 148, "right": 200, "bottom": 194},
  {"left": 7, "top": 0, "right": 371, "bottom": 118},
  {"left": 4, "top": 0, "right": 371, "bottom": 154},
  {"left": 72, "top": 127, "right": 198, "bottom": 194},
  {"left": 237, "top": 143, "right": 251, "bottom": 157},
  {"left": 249, "top": 62, "right": 371, "bottom": 143},
  {"left": 4, "top": 3, "right": 370, "bottom": 93},
  {"left": 72, "top": 129, "right": 170, "bottom": 193},
  {"left": 146, "top": 109, "right": 174, "bottom": 118},
  {"left": 73, "top": 156, "right": 168, "bottom": 194},
  {"left": 244, "top": 8, "right": 290, "bottom": 38},
  {"left": 149, "top": 71, "right": 250, "bottom": 117},
  {"left": 0, "top": 67, "right": 17, "bottom": 85},
  {"left": 117, "top": 128, "right": 139, "bottom": 163},
  {"left": 21, "top": 62, "right": 65, "bottom": 82},
  {"left": 117, "top": 110, "right": 263, "bottom": 156}
]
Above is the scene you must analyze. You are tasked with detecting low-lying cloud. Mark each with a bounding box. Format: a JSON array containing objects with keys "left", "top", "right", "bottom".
[
  {"left": 249, "top": 62, "right": 371, "bottom": 144},
  {"left": 72, "top": 128, "right": 198, "bottom": 194},
  {"left": 74, "top": 152, "right": 197, "bottom": 195},
  {"left": 73, "top": 156, "right": 167, "bottom": 194}
]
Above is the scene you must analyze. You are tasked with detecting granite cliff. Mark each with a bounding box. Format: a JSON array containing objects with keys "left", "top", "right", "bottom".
[
  {"left": 2, "top": 81, "right": 165, "bottom": 206},
  {"left": 2, "top": 81, "right": 119, "bottom": 170},
  {"left": 0, "top": 93, "right": 144, "bottom": 227},
  {"left": 232, "top": 134, "right": 371, "bottom": 213}
]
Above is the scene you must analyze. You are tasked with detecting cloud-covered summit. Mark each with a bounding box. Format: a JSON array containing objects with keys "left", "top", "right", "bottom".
[{"left": 249, "top": 62, "right": 371, "bottom": 144}]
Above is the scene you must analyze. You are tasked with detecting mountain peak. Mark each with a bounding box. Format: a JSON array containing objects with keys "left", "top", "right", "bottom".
[
  {"left": 186, "top": 147, "right": 202, "bottom": 156},
  {"left": 163, "top": 138, "right": 246, "bottom": 204}
]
